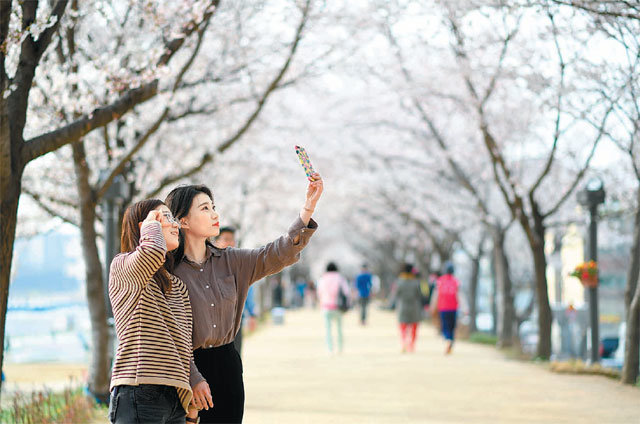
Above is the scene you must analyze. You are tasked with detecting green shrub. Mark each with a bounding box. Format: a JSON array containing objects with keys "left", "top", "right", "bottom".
[
  {"left": 468, "top": 332, "right": 498, "bottom": 345},
  {"left": 549, "top": 360, "right": 620, "bottom": 379},
  {"left": 0, "top": 387, "right": 96, "bottom": 424}
]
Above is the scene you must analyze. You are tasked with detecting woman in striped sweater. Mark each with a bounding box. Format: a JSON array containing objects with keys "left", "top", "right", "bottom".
[{"left": 108, "top": 199, "right": 197, "bottom": 424}]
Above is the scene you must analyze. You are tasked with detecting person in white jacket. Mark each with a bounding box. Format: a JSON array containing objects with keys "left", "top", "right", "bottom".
[{"left": 317, "top": 262, "right": 350, "bottom": 353}]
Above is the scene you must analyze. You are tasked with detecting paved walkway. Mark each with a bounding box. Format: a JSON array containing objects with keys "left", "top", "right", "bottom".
[{"left": 242, "top": 304, "right": 639, "bottom": 423}]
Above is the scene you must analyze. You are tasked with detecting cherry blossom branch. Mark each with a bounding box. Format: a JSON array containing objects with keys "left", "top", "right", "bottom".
[
  {"left": 144, "top": 0, "right": 312, "bottom": 198},
  {"left": 95, "top": 20, "right": 211, "bottom": 200},
  {"left": 21, "top": 186, "right": 79, "bottom": 227},
  {"left": 530, "top": 10, "right": 566, "bottom": 196},
  {"left": 542, "top": 103, "right": 614, "bottom": 218}
]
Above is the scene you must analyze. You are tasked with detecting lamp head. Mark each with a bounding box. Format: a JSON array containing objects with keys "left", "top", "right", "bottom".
[{"left": 578, "top": 177, "right": 605, "bottom": 207}]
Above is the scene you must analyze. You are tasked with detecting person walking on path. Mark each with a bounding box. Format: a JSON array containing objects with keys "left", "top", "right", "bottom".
[
  {"left": 436, "top": 261, "right": 460, "bottom": 355},
  {"left": 317, "top": 262, "right": 350, "bottom": 353},
  {"left": 108, "top": 200, "right": 195, "bottom": 424},
  {"left": 355, "top": 264, "right": 373, "bottom": 325},
  {"left": 165, "top": 173, "right": 323, "bottom": 423},
  {"left": 392, "top": 263, "right": 423, "bottom": 353}
]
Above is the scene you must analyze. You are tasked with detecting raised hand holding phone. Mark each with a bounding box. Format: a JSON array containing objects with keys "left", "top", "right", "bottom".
[
  {"left": 294, "top": 145, "right": 323, "bottom": 225},
  {"left": 295, "top": 145, "right": 317, "bottom": 181}
]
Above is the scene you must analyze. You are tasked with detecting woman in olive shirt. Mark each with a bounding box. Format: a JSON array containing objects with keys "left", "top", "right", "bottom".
[{"left": 165, "top": 173, "right": 323, "bottom": 423}]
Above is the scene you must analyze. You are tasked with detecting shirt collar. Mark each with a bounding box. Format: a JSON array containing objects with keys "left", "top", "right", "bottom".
[
  {"left": 182, "top": 240, "right": 221, "bottom": 267},
  {"left": 206, "top": 240, "right": 222, "bottom": 257}
]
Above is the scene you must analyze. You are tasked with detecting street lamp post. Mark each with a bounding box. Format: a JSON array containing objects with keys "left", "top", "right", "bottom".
[{"left": 577, "top": 177, "right": 605, "bottom": 364}]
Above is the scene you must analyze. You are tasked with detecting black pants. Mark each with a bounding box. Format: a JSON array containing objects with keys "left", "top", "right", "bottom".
[
  {"left": 359, "top": 297, "right": 369, "bottom": 324},
  {"left": 194, "top": 342, "right": 244, "bottom": 423},
  {"left": 234, "top": 321, "right": 243, "bottom": 355},
  {"left": 109, "top": 384, "right": 185, "bottom": 424}
]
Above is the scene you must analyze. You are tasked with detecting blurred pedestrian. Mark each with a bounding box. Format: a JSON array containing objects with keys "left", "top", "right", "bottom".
[
  {"left": 165, "top": 173, "right": 322, "bottom": 423},
  {"left": 355, "top": 264, "right": 373, "bottom": 325},
  {"left": 392, "top": 263, "right": 423, "bottom": 353},
  {"left": 317, "top": 262, "right": 350, "bottom": 353},
  {"left": 108, "top": 200, "right": 195, "bottom": 423},
  {"left": 306, "top": 280, "right": 317, "bottom": 308},
  {"left": 295, "top": 279, "right": 307, "bottom": 308},
  {"left": 437, "top": 261, "right": 460, "bottom": 354},
  {"left": 272, "top": 279, "right": 284, "bottom": 308}
]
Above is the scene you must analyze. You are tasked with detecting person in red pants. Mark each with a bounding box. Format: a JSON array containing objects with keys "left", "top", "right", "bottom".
[
  {"left": 437, "top": 261, "right": 460, "bottom": 354},
  {"left": 392, "top": 263, "right": 423, "bottom": 353}
]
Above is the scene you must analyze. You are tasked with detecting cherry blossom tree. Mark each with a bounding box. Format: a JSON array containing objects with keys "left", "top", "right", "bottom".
[
  {"left": 0, "top": 0, "right": 229, "bottom": 398},
  {"left": 11, "top": 0, "right": 323, "bottom": 400}
]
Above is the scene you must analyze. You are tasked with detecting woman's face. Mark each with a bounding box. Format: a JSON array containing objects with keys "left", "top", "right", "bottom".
[
  {"left": 155, "top": 205, "right": 180, "bottom": 251},
  {"left": 181, "top": 192, "right": 220, "bottom": 238}
]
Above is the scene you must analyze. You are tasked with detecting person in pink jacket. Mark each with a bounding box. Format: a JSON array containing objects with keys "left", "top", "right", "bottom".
[
  {"left": 317, "top": 262, "right": 350, "bottom": 353},
  {"left": 436, "top": 261, "right": 460, "bottom": 354}
]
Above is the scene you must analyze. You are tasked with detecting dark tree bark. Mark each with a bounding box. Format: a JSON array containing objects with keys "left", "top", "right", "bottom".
[
  {"left": 468, "top": 254, "right": 480, "bottom": 334},
  {"left": 466, "top": 235, "right": 486, "bottom": 334},
  {"left": 493, "top": 225, "right": 516, "bottom": 347},
  {"left": 71, "top": 141, "right": 112, "bottom": 400},
  {"left": 0, "top": 0, "right": 218, "bottom": 398},
  {"left": 622, "top": 279, "right": 640, "bottom": 385},
  {"left": 622, "top": 186, "right": 640, "bottom": 384},
  {"left": 528, "top": 208, "right": 553, "bottom": 359},
  {"left": 490, "top": 254, "right": 498, "bottom": 336}
]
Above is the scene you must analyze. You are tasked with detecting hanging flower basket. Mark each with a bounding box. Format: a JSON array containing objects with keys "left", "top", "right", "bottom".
[{"left": 569, "top": 261, "right": 599, "bottom": 288}]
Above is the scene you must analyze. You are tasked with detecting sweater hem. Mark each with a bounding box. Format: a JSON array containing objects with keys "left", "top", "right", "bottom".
[{"left": 110, "top": 377, "right": 193, "bottom": 412}]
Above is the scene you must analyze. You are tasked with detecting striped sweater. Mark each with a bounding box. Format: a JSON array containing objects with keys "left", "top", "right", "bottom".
[{"left": 109, "top": 221, "right": 193, "bottom": 413}]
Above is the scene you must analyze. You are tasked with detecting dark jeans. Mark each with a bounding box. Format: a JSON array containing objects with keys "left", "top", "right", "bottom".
[
  {"left": 109, "top": 384, "right": 185, "bottom": 424},
  {"left": 440, "top": 310, "right": 457, "bottom": 341},
  {"left": 359, "top": 297, "right": 370, "bottom": 324},
  {"left": 194, "top": 342, "right": 244, "bottom": 423}
]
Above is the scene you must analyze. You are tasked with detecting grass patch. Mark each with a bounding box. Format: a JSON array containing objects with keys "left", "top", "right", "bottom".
[
  {"left": 0, "top": 387, "right": 97, "bottom": 423},
  {"left": 468, "top": 332, "right": 498, "bottom": 345},
  {"left": 549, "top": 360, "right": 621, "bottom": 379}
]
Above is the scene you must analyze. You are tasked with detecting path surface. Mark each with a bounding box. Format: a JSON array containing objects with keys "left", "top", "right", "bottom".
[{"left": 242, "top": 305, "right": 639, "bottom": 424}]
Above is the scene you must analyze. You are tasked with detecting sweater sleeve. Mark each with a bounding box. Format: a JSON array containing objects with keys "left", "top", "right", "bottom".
[
  {"left": 108, "top": 221, "right": 168, "bottom": 338},
  {"left": 228, "top": 216, "right": 318, "bottom": 290},
  {"left": 109, "top": 221, "right": 167, "bottom": 291},
  {"left": 189, "top": 357, "right": 205, "bottom": 388}
]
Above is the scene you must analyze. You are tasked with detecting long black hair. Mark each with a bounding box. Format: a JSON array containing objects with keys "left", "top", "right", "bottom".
[{"left": 164, "top": 184, "right": 213, "bottom": 272}]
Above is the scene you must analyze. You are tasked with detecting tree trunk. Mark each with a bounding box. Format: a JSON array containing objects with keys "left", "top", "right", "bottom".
[
  {"left": 622, "top": 279, "right": 640, "bottom": 385},
  {"left": 622, "top": 186, "right": 640, "bottom": 384},
  {"left": 493, "top": 226, "right": 515, "bottom": 347},
  {"left": 72, "top": 141, "right": 111, "bottom": 402},
  {"left": 468, "top": 254, "right": 480, "bottom": 334},
  {"left": 490, "top": 253, "right": 497, "bottom": 335},
  {"left": 625, "top": 187, "right": 640, "bottom": 313},
  {"left": 0, "top": 80, "right": 27, "bottom": 397},
  {"left": 528, "top": 210, "right": 552, "bottom": 359},
  {"left": 0, "top": 175, "right": 23, "bottom": 399}
]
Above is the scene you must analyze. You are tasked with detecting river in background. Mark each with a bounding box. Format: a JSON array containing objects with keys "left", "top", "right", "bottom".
[{"left": 5, "top": 228, "right": 92, "bottom": 364}]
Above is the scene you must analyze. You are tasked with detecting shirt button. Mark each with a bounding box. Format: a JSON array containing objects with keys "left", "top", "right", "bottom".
[
  {"left": 213, "top": 324, "right": 217, "bottom": 328},
  {"left": 200, "top": 269, "right": 203, "bottom": 272},
  {"left": 205, "top": 285, "right": 209, "bottom": 288},
  {"left": 211, "top": 303, "right": 214, "bottom": 307}
]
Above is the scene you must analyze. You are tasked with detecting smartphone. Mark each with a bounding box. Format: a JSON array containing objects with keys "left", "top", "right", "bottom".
[{"left": 294, "top": 145, "right": 317, "bottom": 181}]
